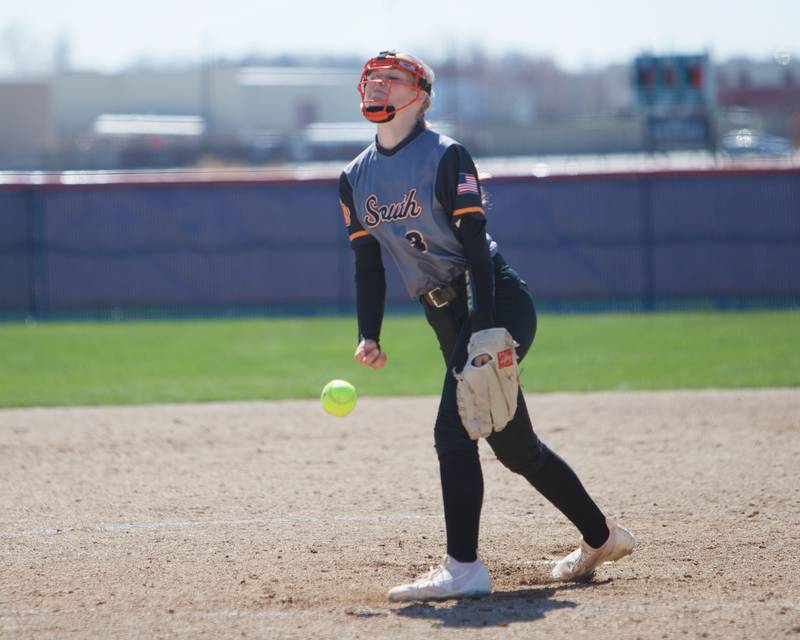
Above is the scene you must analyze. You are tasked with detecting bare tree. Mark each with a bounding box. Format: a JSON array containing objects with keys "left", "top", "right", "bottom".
[{"left": 52, "top": 32, "right": 72, "bottom": 73}]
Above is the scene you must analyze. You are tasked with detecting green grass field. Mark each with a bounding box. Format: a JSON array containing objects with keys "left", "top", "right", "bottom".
[{"left": 0, "top": 310, "right": 798, "bottom": 408}]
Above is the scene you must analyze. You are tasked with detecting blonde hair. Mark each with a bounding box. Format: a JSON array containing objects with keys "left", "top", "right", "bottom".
[{"left": 395, "top": 52, "right": 435, "bottom": 125}]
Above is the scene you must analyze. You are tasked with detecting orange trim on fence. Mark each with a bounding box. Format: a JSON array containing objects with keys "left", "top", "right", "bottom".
[
  {"left": 453, "top": 206, "right": 485, "bottom": 216},
  {"left": 349, "top": 230, "right": 370, "bottom": 241}
]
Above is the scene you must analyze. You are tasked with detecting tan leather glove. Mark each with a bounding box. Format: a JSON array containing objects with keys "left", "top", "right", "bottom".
[{"left": 453, "top": 328, "right": 520, "bottom": 440}]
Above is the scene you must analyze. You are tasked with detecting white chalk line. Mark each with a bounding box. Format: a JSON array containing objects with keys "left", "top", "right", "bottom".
[
  {"left": 0, "top": 607, "right": 295, "bottom": 620},
  {"left": 574, "top": 600, "right": 799, "bottom": 615},
  {"left": 0, "top": 512, "right": 557, "bottom": 540},
  {"left": 0, "top": 600, "right": 796, "bottom": 621}
]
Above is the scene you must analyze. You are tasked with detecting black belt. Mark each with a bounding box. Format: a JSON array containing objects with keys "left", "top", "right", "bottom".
[{"left": 420, "top": 273, "right": 466, "bottom": 310}]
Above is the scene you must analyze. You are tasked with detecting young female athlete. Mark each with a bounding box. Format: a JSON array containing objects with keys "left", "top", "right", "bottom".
[{"left": 338, "top": 51, "right": 634, "bottom": 601}]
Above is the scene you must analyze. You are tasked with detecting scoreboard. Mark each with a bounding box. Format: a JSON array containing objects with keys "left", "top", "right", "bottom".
[
  {"left": 634, "top": 54, "right": 713, "bottom": 108},
  {"left": 633, "top": 53, "right": 715, "bottom": 149}
]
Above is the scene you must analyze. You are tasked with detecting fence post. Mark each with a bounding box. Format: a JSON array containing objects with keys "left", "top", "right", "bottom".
[
  {"left": 640, "top": 176, "right": 655, "bottom": 311},
  {"left": 27, "top": 189, "right": 48, "bottom": 319}
]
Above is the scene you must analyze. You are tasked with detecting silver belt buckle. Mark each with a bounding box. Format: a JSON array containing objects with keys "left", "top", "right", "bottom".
[{"left": 427, "top": 287, "right": 448, "bottom": 309}]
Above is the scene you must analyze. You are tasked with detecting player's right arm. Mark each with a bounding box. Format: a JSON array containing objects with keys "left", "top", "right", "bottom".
[{"left": 339, "top": 172, "right": 388, "bottom": 369}]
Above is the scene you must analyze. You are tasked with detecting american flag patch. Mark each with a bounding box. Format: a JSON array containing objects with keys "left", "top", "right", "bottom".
[{"left": 457, "top": 172, "right": 479, "bottom": 195}]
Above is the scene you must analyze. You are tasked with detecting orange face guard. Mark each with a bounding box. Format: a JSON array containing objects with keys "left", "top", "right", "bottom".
[{"left": 358, "top": 51, "right": 432, "bottom": 123}]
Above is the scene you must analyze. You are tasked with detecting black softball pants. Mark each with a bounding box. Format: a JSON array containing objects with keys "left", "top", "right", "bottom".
[{"left": 422, "top": 253, "right": 609, "bottom": 562}]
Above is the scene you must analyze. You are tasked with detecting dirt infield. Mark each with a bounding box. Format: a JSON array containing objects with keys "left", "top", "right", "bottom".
[{"left": 1, "top": 389, "right": 799, "bottom": 639}]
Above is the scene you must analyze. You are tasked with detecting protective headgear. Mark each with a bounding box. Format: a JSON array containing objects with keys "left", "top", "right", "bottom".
[{"left": 358, "top": 51, "right": 433, "bottom": 123}]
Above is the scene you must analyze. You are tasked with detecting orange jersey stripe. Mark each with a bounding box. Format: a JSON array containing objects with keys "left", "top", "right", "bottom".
[
  {"left": 349, "top": 230, "right": 370, "bottom": 241},
  {"left": 453, "top": 206, "right": 485, "bottom": 217},
  {"left": 339, "top": 200, "right": 351, "bottom": 226}
]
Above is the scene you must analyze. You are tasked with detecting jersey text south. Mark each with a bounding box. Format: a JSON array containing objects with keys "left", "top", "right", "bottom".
[{"left": 364, "top": 188, "right": 423, "bottom": 229}]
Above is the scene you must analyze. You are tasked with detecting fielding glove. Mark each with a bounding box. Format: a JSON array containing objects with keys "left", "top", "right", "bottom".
[{"left": 453, "top": 328, "right": 520, "bottom": 440}]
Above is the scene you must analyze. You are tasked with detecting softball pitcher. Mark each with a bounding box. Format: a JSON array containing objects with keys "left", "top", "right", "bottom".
[{"left": 338, "top": 51, "right": 634, "bottom": 601}]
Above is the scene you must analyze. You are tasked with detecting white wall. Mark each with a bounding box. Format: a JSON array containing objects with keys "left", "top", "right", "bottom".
[{"left": 47, "top": 65, "right": 360, "bottom": 144}]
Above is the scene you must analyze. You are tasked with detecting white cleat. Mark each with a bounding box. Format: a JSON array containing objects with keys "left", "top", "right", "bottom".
[
  {"left": 387, "top": 554, "right": 492, "bottom": 602},
  {"left": 552, "top": 518, "right": 635, "bottom": 582}
]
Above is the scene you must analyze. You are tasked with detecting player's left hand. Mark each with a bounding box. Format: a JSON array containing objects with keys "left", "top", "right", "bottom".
[{"left": 470, "top": 332, "right": 492, "bottom": 366}]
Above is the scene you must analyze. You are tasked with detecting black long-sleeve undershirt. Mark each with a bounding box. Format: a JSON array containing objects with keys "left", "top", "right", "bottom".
[
  {"left": 455, "top": 214, "right": 495, "bottom": 333},
  {"left": 353, "top": 239, "right": 385, "bottom": 344}
]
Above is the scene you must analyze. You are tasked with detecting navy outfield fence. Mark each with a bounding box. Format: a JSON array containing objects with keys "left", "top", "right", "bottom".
[{"left": 1, "top": 165, "right": 798, "bottom": 321}]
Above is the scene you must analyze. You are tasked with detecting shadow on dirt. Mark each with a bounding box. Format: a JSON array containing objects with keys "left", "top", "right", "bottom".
[{"left": 392, "top": 581, "right": 608, "bottom": 628}]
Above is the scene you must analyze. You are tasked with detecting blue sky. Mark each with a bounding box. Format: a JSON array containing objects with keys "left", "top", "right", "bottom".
[{"left": 0, "top": 0, "right": 797, "bottom": 73}]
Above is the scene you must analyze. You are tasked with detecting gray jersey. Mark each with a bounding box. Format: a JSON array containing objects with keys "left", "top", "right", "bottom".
[{"left": 340, "top": 127, "right": 491, "bottom": 298}]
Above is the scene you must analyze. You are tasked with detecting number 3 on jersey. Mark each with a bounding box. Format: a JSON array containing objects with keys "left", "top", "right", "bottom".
[{"left": 405, "top": 230, "right": 428, "bottom": 253}]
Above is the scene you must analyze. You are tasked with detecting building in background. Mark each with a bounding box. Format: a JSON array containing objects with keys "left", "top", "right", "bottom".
[
  {"left": 716, "top": 56, "right": 800, "bottom": 152},
  {"left": 0, "top": 53, "right": 798, "bottom": 170},
  {"left": 0, "top": 81, "right": 53, "bottom": 168}
]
